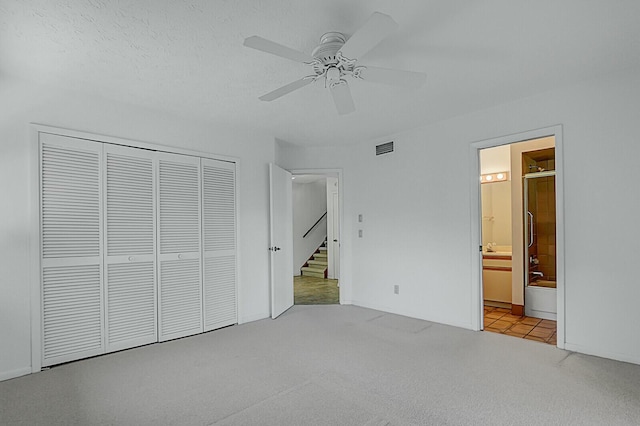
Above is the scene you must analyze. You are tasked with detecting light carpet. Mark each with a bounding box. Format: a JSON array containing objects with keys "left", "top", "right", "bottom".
[{"left": 1, "top": 305, "right": 639, "bottom": 425}]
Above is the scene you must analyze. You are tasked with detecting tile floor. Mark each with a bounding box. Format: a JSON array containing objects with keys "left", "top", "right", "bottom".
[{"left": 484, "top": 306, "right": 557, "bottom": 345}]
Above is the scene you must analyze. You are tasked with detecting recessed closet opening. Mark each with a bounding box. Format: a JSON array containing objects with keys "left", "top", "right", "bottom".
[{"left": 31, "top": 125, "right": 239, "bottom": 371}]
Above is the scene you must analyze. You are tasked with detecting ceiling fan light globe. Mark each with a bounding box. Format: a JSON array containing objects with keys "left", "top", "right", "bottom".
[{"left": 326, "top": 67, "right": 341, "bottom": 81}]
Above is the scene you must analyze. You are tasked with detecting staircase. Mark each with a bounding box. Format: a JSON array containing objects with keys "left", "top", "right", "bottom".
[{"left": 301, "top": 242, "right": 328, "bottom": 278}]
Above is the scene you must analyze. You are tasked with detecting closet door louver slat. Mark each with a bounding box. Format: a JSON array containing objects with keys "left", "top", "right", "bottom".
[
  {"left": 104, "top": 145, "right": 157, "bottom": 352},
  {"left": 157, "top": 153, "right": 203, "bottom": 341},
  {"left": 40, "top": 134, "right": 104, "bottom": 366},
  {"left": 202, "top": 159, "right": 237, "bottom": 331}
]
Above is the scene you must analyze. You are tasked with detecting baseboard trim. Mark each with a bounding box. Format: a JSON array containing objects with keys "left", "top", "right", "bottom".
[
  {"left": 511, "top": 304, "right": 524, "bottom": 316},
  {"left": 0, "top": 367, "right": 32, "bottom": 382},
  {"left": 564, "top": 342, "right": 640, "bottom": 366},
  {"left": 351, "top": 300, "right": 473, "bottom": 330},
  {"left": 238, "top": 312, "right": 270, "bottom": 324}
]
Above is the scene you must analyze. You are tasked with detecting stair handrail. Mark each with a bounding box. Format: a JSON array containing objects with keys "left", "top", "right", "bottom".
[{"left": 303, "top": 212, "right": 327, "bottom": 238}]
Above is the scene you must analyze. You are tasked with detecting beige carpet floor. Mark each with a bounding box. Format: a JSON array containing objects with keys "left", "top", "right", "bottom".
[{"left": 2, "top": 305, "right": 640, "bottom": 425}]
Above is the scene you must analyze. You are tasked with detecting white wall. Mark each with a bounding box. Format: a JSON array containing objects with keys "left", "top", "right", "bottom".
[
  {"left": 277, "top": 68, "right": 640, "bottom": 365},
  {"left": 480, "top": 144, "right": 511, "bottom": 175},
  {"left": 0, "top": 77, "right": 274, "bottom": 380},
  {"left": 292, "top": 179, "right": 327, "bottom": 275}
]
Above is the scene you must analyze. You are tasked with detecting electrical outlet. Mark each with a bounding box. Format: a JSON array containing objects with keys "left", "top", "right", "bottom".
[
  {"left": 394, "top": 285, "right": 399, "bottom": 295},
  {"left": 358, "top": 229, "right": 363, "bottom": 238},
  {"left": 358, "top": 214, "right": 363, "bottom": 222}
]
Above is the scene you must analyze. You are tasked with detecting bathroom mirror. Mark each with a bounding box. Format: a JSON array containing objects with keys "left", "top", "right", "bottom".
[{"left": 481, "top": 181, "right": 512, "bottom": 247}]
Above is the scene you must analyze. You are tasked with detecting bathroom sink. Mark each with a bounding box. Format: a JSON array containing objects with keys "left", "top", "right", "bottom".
[{"left": 484, "top": 251, "right": 512, "bottom": 257}]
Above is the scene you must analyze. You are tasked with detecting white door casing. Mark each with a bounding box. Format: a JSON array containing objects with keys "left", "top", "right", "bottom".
[
  {"left": 269, "top": 163, "right": 293, "bottom": 319},
  {"left": 326, "top": 177, "right": 336, "bottom": 279},
  {"left": 331, "top": 191, "right": 340, "bottom": 280},
  {"left": 470, "top": 125, "right": 564, "bottom": 348}
]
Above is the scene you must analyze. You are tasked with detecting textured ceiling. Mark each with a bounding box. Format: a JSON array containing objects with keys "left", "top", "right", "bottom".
[{"left": 2, "top": 0, "right": 640, "bottom": 146}]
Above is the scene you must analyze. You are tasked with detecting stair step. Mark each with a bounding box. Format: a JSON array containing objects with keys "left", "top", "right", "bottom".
[
  {"left": 301, "top": 266, "right": 326, "bottom": 278},
  {"left": 319, "top": 247, "right": 327, "bottom": 252},
  {"left": 307, "top": 259, "right": 327, "bottom": 266},
  {"left": 313, "top": 252, "right": 327, "bottom": 259},
  {"left": 300, "top": 265, "right": 327, "bottom": 272}
]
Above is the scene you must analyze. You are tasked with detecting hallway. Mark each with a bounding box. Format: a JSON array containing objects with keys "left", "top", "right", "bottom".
[{"left": 294, "top": 275, "right": 339, "bottom": 305}]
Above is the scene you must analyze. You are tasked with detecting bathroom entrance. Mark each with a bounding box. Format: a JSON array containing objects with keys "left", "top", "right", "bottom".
[{"left": 477, "top": 132, "right": 561, "bottom": 345}]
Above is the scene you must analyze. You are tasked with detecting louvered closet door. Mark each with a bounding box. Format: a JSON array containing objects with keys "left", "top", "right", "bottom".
[
  {"left": 104, "top": 144, "right": 157, "bottom": 352},
  {"left": 202, "top": 159, "right": 237, "bottom": 331},
  {"left": 40, "top": 133, "right": 104, "bottom": 366},
  {"left": 157, "top": 153, "right": 203, "bottom": 341}
]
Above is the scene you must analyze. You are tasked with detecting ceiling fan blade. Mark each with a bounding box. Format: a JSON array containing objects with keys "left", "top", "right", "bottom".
[
  {"left": 330, "top": 81, "right": 356, "bottom": 115},
  {"left": 259, "top": 78, "right": 314, "bottom": 101},
  {"left": 244, "top": 36, "right": 314, "bottom": 63},
  {"left": 338, "top": 12, "right": 399, "bottom": 60},
  {"left": 358, "top": 66, "right": 426, "bottom": 88}
]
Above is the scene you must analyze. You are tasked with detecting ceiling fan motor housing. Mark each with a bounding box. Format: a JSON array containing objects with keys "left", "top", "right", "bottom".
[
  {"left": 311, "top": 32, "right": 356, "bottom": 78},
  {"left": 312, "top": 32, "right": 345, "bottom": 63}
]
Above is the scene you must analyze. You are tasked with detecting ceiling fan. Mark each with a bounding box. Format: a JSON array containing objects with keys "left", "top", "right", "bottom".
[{"left": 243, "top": 12, "right": 427, "bottom": 115}]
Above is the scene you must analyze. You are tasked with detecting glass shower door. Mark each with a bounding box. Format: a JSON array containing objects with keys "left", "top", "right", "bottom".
[{"left": 523, "top": 170, "right": 557, "bottom": 319}]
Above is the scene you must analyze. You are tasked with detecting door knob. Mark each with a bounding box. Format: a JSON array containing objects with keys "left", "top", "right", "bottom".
[{"left": 333, "top": 239, "right": 338, "bottom": 242}]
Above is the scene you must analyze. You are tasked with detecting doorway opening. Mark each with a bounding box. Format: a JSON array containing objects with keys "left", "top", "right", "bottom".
[
  {"left": 472, "top": 127, "right": 564, "bottom": 348},
  {"left": 291, "top": 171, "right": 341, "bottom": 305}
]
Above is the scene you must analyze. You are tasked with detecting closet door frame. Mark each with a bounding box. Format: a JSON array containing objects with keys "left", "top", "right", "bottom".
[{"left": 29, "top": 124, "right": 240, "bottom": 373}]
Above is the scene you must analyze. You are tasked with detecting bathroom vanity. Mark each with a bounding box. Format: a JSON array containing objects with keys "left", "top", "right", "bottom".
[{"left": 482, "top": 246, "right": 512, "bottom": 305}]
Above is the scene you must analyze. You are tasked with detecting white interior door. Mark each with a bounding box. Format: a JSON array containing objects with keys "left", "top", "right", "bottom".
[
  {"left": 331, "top": 191, "right": 340, "bottom": 280},
  {"left": 103, "top": 144, "right": 157, "bottom": 352},
  {"left": 157, "top": 152, "right": 203, "bottom": 341},
  {"left": 269, "top": 163, "right": 293, "bottom": 319}
]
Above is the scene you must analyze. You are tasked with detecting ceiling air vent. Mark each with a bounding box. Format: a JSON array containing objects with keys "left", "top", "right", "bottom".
[{"left": 376, "top": 141, "right": 394, "bottom": 156}]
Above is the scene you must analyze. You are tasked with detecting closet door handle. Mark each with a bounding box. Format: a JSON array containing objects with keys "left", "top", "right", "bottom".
[{"left": 527, "top": 211, "right": 534, "bottom": 248}]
